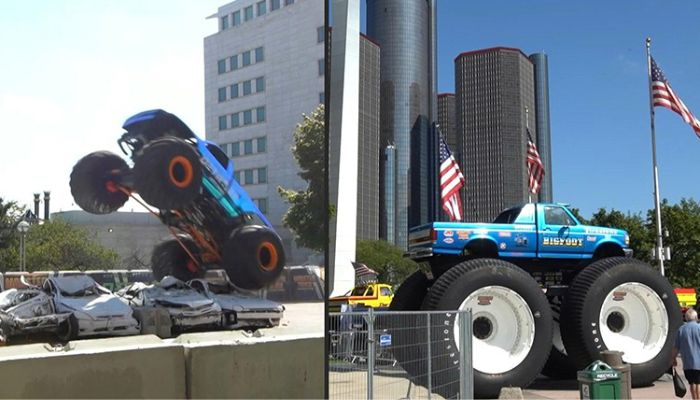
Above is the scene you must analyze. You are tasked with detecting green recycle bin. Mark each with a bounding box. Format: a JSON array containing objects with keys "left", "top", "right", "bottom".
[{"left": 577, "top": 360, "right": 621, "bottom": 400}]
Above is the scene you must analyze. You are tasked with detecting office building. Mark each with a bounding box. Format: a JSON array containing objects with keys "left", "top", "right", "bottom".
[
  {"left": 437, "top": 93, "right": 457, "bottom": 151},
  {"left": 204, "top": 0, "right": 324, "bottom": 264},
  {"left": 455, "top": 47, "right": 537, "bottom": 222},
  {"left": 529, "top": 52, "right": 553, "bottom": 202},
  {"left": 366, "top": 0, "right": 437, "bottom": 249}
]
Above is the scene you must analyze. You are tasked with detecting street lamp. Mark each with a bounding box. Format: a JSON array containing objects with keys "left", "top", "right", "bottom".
[{"left": 17, "top": 221, "right": 29, "bottom": 272}]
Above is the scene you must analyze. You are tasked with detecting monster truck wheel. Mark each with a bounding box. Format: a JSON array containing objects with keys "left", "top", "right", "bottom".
[
  {"left": 222, "top": 226, "right": 285, "bottom": 290},
  {"left": 133, "top": 138, "right": 201, "bottom": 210},
  {"left": 387, "top": 270, "right": 434, "bottom": 382},
  {"left": 422, "top": 258, "right": 552, "bottom": 399},
  {"left": 541, "top": 297, "right": 578, "bottom": 379},
  {"left": 560, "top": 257, "right": 682, "bottom": 387},
  {"left": 70, "top": 151, "right": 129, "bottom": 214},
  {"left": 56, "top": 314, "right": 79, "bottom": 342},
  {"left": 151, "top": 237, "right": 203, "bottom": 282}
]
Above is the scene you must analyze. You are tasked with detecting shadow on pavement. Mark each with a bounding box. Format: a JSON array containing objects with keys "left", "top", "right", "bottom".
[{"left": 528, "top": 376, "right": 578, "bottom": 390}]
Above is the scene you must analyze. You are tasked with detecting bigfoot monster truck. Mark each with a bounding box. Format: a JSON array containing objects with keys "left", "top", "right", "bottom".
[
  {"left": 69, "top": 109, "right": 285, "bottom": 290},
  {"left": 398, "top": 203, "right": 681, "bottom": 399}
]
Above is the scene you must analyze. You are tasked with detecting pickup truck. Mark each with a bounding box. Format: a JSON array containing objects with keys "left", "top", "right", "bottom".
[
  {"left": 328, "top": 283, "right": 394, "bottom": 312},
  {"left": 392, "top": 202, "right": 681, "bottom": 399}
]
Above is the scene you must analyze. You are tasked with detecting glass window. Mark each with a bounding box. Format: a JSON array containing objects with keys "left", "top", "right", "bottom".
[
  {"left": 257, "top": 198, "right": 267, "bottom": 214},
  {"left": 257, "top": 167, "right": 267, "bottom": 184},
  {"left": 319, "top": 92, "right": 324, "bottom": 104},
  {"left": 217, "top": 59, "right": 226, "bottom": 74},
  {"left": 231, "top": 83, "right": 239, "bottom": 98},
  {"left": 255, "top": 47, "right": 264, "bottom": 62},
  {"left": 244, "top": 5, "right": 253, "bottom": 21},
  {"left": 317, "top": 26, "right": 324, "bottom": 43},
  {"left": 230, "top": 55, "right": 238, "bottom": 70},
  {"left": 256, "top": 106, "right": 266, "bottom": 122},
  {"left": 257, "top": 1, "right": 266, "bottom": 16},
  {"left": 232, "top": 10, "right": 241, "bottom": 26},
  {"left": 271, "top": 0, "right": 280, "bottom": 10},
  {"left": 231, "top": 142, "right": 240, "bottom": 156},
  {"left": 233, "top": 171, "right": 241, "bottom": 182},
  {"left": 256, "top": 137, "right": 266, "bottom": 153},
  {"left": 366, "top": 286, "right": 374, "bottom": 296},
  {"left": 243, "top": 80, "right": 252, "bottom": 95},
  {"left": 284, "top": 0, "right": 294, "bottom": 5},
  {"left": 218, "top": 87, "right": 227, "bottom": 102},
  {"left": 244, "top": 139, "right": 253, "bottom": 155},
  {"left": 244, "top": 169, "right": 254, "bottom": 185},
  {"left": 218, "top": 115, "right": 228, "bottom": 130},
  {"left": 544, "top": 206, "right": 576, "bottom": 226},
  {"left": 255, "top": 77, "right": 265, "bottom": 92},
  {"left": 318, "top": 59, "right": 324, "bottom": 76},
  {"left": 243, "top": 110, "right": 253, "bottom": 125},
  {"left": 220, "top": 15, "right": 229, "bottom": 30},
  {"left": 231, "top": 113, "right": 240, "bottom": 128},
  {"left": 380, "top": 287, "right": 392, "bottom": 296},
  {"left": 242, "top": 51, "right": 251, "bottom": 66}
]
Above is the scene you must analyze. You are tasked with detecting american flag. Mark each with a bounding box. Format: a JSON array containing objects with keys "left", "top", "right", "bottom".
[
  {"left": 351, "top": 262, "right": 377, "bottom": 283},
  {"left": 526, "top": 128, "right": 545, "bottom": 195},
  {"left": 439, "top": 136, "right": 465, "bottom": 221},
  {"left": 651, "top": 57, "right": 700, "bottom": 139}
]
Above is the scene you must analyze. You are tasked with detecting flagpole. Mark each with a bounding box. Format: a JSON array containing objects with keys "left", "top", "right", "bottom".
[
  {"left": 526, "top": 107, "right": 532, "bottom": 203},
  {"left": 646, "top": 37, "right": 665, "bottom": 276}
]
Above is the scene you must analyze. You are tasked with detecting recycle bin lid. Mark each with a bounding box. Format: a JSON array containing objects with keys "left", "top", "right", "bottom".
[{"left": 577, "top": 360, "right": 620, "bottom": 381}]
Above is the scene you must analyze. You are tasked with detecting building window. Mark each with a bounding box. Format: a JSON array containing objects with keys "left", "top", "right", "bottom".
[
  {"left": 230, "top": 55, "right": 238, "bottom": 70},
  {"left": 232, "top": 10, "right": 241, "bottom": 26},
  {"left": 242, "top": 80, "right": 252, "bottom": 96},
  {"left": 244, "top": 5, "right": 254, "bottom": 21},
  {"left": 221, "top": 15, "right": 229, "bottom": 30},
  {"left": 243, "top": 110, "right": 253, "bottom": 125},
  {"left": 218, "top": 115, "right": 228, "bottom": 130},
  {"left": 243, "top": 139, "right": 253, "bottom": 155},
  {"left": 257, "top": 167, "right": 267, "bottom": 184},
  {"left": 318, "top": 59, "right": 324, "bottom": 76},
  {"left": 319, "top": 92, "right": 325, "bottom": 104},
  {"left": 233, "top": 171, "right": 241, "bottom": 182},
  {"left": 271, "top": 0, "right": 280, "bottom": 10},
  {"left": 231, "top": 142, "right": 240, "bottom": 157},
  {"left": 242, "top": 51, "right": 251, "bottom": 67},
  {"left": 256, "top": 106, "right": 266, "bottom": 122},
  {"left": 317, "top": 26, "right": 324, "bottom": 43},
  {"left": 231, "top": 113, "right": 240, "bottom": 128},
  {"left": 284, "top": 0, "right": 294, "bottom": 5},
  {"left": 256, "top": 77, "right": 265, "bottom": 92},
  {"left": 257, "top": 1, "right": 267, "bottom": 16},
  {"left": 256, "top": 198, "right": 268, "bottom": 214},
  {"left": 217, "top": 59, "right": 226, "bottom": 74},
  {"left": 231, "top": 83, "right": 239, "bottom": 98},
  {"left": 244, "top": 170, "right": 254, "bottom": 185},
  {"left": 255, "top": 47, "right": 264, "bottom": 62},
  {"left": 218, "top": 87, "right": 227, "bottom": 102},
  {"left": 257, "top": 137, "right": 267, "bottom": 153}
]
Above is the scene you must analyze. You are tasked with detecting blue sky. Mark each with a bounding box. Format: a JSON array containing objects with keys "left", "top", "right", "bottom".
[{"left": 362, "top": 1, "right": 700, "bottom": 219}]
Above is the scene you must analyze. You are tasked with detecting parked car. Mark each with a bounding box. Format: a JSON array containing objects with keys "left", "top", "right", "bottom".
[
  {"left": 188, "top": 278, "right": 284, "bottom": 329},
  {"left": 117, "top": 276, "right": 222, "bottom": 335},
  {"left": 0, "top": 287, "right": 73, "bottom": 342}
]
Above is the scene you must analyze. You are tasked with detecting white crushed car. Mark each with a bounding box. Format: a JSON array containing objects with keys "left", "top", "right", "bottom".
[
  {"left": 117, "top": 276, "right": 222, "bottom": 333},
  {"left": 188, "top": 278, "right": 284, "bottom": 329},
  {"left": 0, "top": 287, "right": 73, "bottom": 342}
]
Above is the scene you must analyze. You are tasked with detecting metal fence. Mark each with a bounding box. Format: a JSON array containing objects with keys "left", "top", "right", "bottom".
[{"left": 329, "top": 309, "right": 472, "bottom": 399}]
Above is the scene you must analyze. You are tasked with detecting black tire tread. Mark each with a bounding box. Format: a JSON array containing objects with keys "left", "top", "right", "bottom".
[
  {"left": 70, "top": 151, "right": 129, "bottom": 214},
  {"left": 151, "top": 237, "right": 202, "bottom": 282}
]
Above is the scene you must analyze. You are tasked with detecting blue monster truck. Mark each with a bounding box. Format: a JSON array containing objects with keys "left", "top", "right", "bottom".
[
  {"left": 394, "top": 203, "right": 680, "bottom": 399},
  {"left": 69, "top": 109, "right": 284, "bottom": 290}
]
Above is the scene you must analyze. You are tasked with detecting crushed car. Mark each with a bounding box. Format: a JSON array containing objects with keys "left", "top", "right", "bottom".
[{"left": 188, "top": 278, "right": 284, "bottom": 329}]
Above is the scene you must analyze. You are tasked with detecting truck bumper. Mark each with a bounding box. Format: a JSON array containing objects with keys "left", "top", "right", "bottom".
[
  {"left": 404, "top": 248, "right": 433, "bottom": 260},
  {"left": 624, "top": 248, "right": 634, "bottom": 257}
]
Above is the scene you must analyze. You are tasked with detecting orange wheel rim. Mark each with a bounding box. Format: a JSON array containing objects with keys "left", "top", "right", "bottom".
[
  {"left": 257, "top": 241, "right": 279, "bottom": 271},
  {"left": 168, "top": 156, "right": 194, "bottom": 189}
]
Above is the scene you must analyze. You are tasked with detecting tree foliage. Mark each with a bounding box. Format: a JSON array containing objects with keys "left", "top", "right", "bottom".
[
  {"left": 278, "top": 105, "right": 326, "bottom": 252},
  {"left": 356, "top": 240, "right": 418, "bottom": 287},
  {"left": 589, "top": 208, "right": 652, "bottom": 264}
]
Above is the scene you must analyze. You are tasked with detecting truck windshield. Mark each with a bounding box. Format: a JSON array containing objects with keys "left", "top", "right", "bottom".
[
  {"left": 493, "top": 207, "right": 522, "bottom": 224},
  {"left": 350, "top": 287, "right": 367, "bottom": 296}
]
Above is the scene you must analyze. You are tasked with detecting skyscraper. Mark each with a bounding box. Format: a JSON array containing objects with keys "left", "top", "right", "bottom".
[
  {"left": 204, "top": 0, "right": 324, "bottom": 264},
  {"left": 437, "top": 93, "right": 457, "bottom": 151},
  {"left": 366, "top": 0, "right": 437, "bottom": 249},
  {"left": 455, "top": 47, "right": 537, "bottom": 222},
  {"left": 529, "top": 52, "right": 554, "bottom": 202}
]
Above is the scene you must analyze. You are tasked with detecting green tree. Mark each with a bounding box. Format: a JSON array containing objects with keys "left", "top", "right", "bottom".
[
  {"left": 356, "top": 240, "right": 418, "bottom": 286},
  {"left": 278, "top": 105, "right": 326, "bottom": 252},
  {"left": 590, "top": 208, "right": 653, "bottom": 264},
  {"left": 0, "top": 198, "right": 25, "bottom": 270},
  {"left": 654, "top": 198, "right": 700, "bottom": 288}
]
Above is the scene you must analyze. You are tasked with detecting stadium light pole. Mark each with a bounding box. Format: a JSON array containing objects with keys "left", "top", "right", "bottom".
[{"left": 17, "top": 221, "right": 30, "bottom": 272}]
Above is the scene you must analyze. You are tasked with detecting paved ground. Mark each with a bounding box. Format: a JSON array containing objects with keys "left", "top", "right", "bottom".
[{"left": 524, "top": 373, "right": 675, "bottom": 400}]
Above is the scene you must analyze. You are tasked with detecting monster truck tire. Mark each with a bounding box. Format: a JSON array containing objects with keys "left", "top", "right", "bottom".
[
  {"left": 70, "top": 151, "right": 129, "bottom": 214},
  {"left": 56, "top": 314, "right": 79, "bottom": 342},
  {"left": 387, "top": 270, "right": 434, "bottom": 383},
  {"left": 560, "top": 257, "right": 682, "bottom": 387},
  {"left": 222, "top": 225, "right": 285, "bottom": 290},
  {"left": 422, "top": 258, "right": 553, "bottom": 399},
  {"left": 133, "top": 138, "right": 201, "bottom": 210},
  {"left": 541, "top": 297, "right": 578, "bottom": 379},
  {"left": 151, "top": 237, "right": 203, "bottom": 282}
]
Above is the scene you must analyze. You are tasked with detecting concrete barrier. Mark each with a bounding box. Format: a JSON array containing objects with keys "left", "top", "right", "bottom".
[
  {"left": 0, "top": 336, "right": 186, "bottom": 398},
  {"left": 183, "top": 334, "right": 324, "bottom": 399}
]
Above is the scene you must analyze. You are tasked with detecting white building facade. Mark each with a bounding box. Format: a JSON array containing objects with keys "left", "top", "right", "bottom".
[{"left": 204, "top": 0, "right": 324, "bottom": 264}]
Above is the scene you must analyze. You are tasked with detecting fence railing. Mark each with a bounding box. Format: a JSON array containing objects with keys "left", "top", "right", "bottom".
[{"left": 328, "top": 308, "right": 472, "bottom": 399}]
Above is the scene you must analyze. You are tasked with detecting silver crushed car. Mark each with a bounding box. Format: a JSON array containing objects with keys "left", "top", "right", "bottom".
[
  {"left": 188, "top": 278, "right": 284, "bottom": 329},
  {"left": 117, "top": 276, "right": 222, "bottom": 333},
  {"left": 0, "top": 287, "right": 73, "bottom": 342}
]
